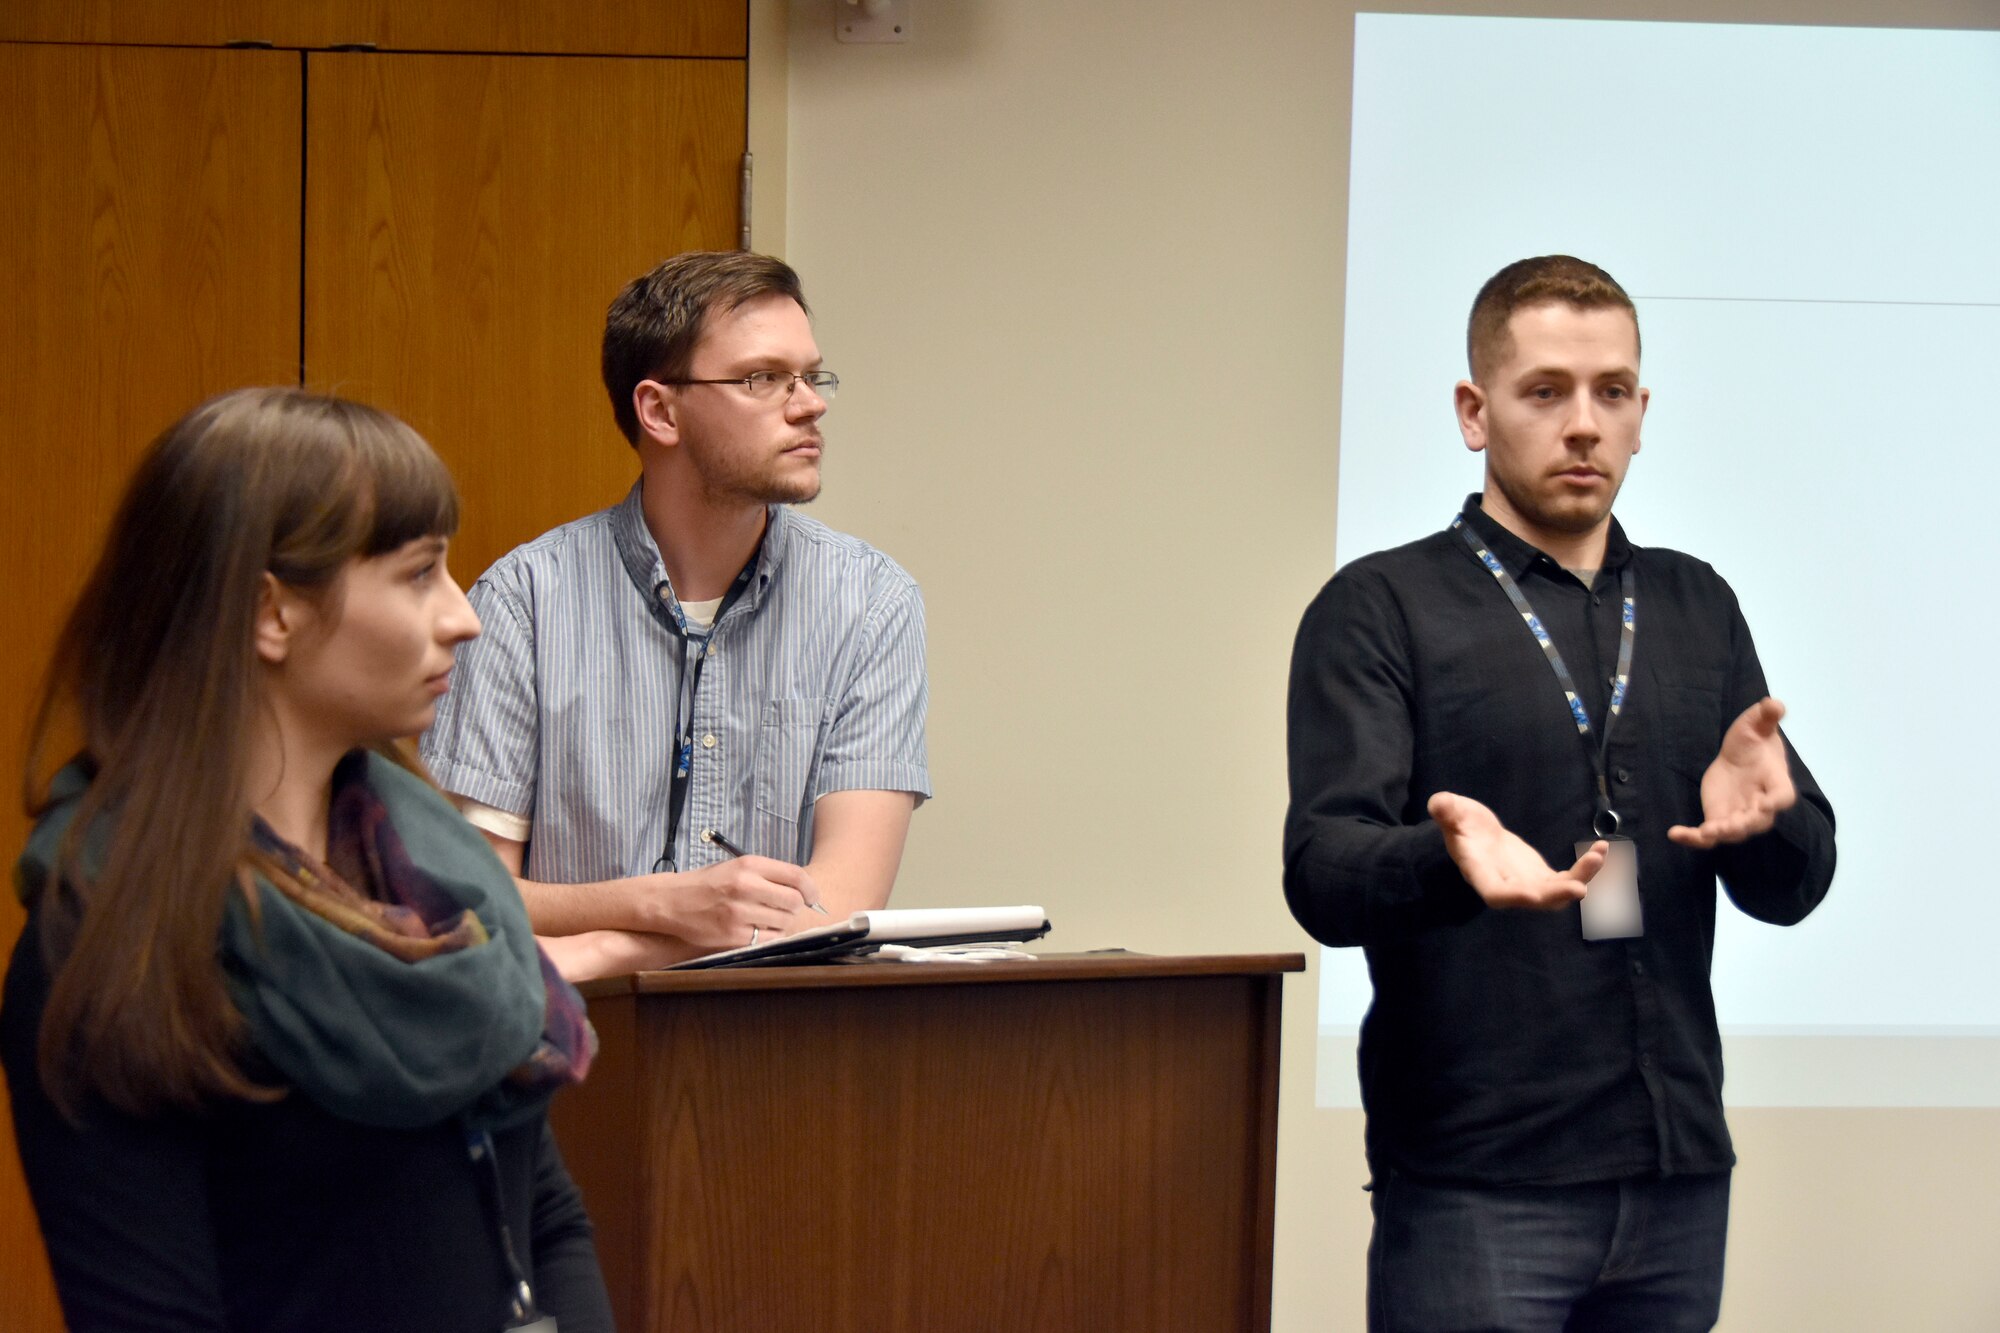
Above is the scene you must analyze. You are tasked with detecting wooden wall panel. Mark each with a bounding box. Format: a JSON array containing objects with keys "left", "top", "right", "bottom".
[
  {"left": 304, "top": 53, "right": 745, "bottom": 585},
  {"left": 0, "top": 43, "right": 303, "bottom": 1331},
  {"left": 0, "top": 0, "right": 746, "bottom": 59}
]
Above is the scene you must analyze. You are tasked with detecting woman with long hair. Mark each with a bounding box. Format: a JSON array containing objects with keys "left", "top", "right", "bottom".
[{"left": 2, "top": 387, "right": 611, "bottom": 1331}]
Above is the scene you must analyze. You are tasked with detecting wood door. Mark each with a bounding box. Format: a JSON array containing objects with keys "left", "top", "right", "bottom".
[
  {"left": 0, "top": 42, "right": 303, "bottom": 1328},
  {"left": 304, "top": 52, "right": 746, "bottom": 584},
  {"left": 0, "top": 0, "right": 746, "bottom": 58}
]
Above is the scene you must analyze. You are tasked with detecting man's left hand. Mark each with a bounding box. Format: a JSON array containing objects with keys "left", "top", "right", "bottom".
[{"left": 1667, "top": 696, "right": 1797, "bottom": 849}]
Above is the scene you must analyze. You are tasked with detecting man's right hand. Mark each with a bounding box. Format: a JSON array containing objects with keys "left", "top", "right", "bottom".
[
  {"left": 1427, "top": 791, "right": 1604, "bottom": 911},
  {"left": 469, "top": 824, "right": 827, "bottom": 951},
  {"left": 633, "top": 855, "right": 824, "bottom": 948}
]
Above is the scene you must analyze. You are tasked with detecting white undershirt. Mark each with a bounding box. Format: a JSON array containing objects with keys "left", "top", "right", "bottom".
[
  {"left": 680, "top": 595, "right": 723, "bottom": 631},
  {"left": 456, "top": 796, "right": 531, "bottom": 842}
]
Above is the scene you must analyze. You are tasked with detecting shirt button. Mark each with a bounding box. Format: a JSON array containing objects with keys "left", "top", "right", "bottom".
[
  {"left": 1614, "top": 767, "right": 1632, "bottom": 783},
  {"left": 706, "top": 643, "right": 718, "bottom": 657},
  {"left": 1639, "top": 1053, "right": 1654, "bottom": 1069},
  {"left": 1632, "top": 960, "right": 1644, "bottom": 976},
  {"left": 701, "top": 734, "right": 717, "bottom": 749}
]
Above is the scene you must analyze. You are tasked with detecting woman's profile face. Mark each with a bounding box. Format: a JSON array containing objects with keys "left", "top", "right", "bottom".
[{"left": 272, "top": 536, "right": 481, "bottom": 747}]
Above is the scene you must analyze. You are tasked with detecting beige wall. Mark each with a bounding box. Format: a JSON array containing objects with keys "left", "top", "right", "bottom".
[{"left": 765, "top": 0, "right": 2000, "bottom": 1327}]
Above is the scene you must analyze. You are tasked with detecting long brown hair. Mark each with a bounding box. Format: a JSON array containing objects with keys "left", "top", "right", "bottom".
[{"left": 24, "top": 387, "right": 460, "bottom": 1117}]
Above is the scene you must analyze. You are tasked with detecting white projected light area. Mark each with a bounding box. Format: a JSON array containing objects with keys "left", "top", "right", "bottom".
[{"left": 1320, "top": 15, "right": 2000, "bottom": 1107}]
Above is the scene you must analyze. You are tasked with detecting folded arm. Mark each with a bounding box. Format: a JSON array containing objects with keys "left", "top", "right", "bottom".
[{"left": 483, "top": 788, "right": 915, "bottom": 981}]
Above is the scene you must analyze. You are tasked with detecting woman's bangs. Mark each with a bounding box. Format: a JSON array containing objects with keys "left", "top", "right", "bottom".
[{"left": 357, "top": 417, "right": 461, "bottom": 556}]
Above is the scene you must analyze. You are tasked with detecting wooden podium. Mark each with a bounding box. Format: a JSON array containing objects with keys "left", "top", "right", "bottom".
[{"left": 551, "top": 952, "right": 1304, "bottom": 1332}]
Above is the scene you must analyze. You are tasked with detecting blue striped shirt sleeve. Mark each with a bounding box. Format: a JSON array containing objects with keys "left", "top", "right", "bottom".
[
  {"left": 813, "top": 571, "right": 931, "bottom": 803},
  {"left": 421, "top": 566, "right": 541, "bottom": 819}
]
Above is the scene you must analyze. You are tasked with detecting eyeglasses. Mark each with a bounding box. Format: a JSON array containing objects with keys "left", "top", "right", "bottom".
[{"left": 656, "top": 370, "right": 840, "bottom": 401}]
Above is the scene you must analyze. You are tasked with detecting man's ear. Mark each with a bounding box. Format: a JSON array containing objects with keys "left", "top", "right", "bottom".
[
  {"left": 254, "top": 572, "right": 299, "bottom": 665},
  {"left": 632, "top": 380, "right": 681, "bottom": 451},
  {"left": 1454, "top": 379, "right": 1489, "bottom": 454}
]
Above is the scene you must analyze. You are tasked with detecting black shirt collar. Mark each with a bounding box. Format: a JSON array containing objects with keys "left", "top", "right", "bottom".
[{"left": 1457, "top": 492, "right": 1634, "bottom": 580}]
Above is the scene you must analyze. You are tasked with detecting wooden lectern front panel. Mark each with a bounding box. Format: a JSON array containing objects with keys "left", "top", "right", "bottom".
[{"left": 556, "top": 966, "right": 1283, "bottom": 1332}]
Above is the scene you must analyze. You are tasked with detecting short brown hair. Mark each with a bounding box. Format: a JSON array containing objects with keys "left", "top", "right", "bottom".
[
  {"left": 601, "top": 250, "right": 810, "bottom": 445},
  {"left": 1466, "top": 255, "right": 1638, "bottom": 382}
]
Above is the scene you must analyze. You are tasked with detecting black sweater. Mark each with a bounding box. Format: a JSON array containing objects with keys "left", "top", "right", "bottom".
[{"left": 2, "top": 917, "right": 615, "bottom": 1332}]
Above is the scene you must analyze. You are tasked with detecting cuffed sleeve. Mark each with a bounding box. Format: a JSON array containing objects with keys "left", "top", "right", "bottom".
[
  {"left": 1709, "top": 586, "right": 1837, "bottom": 926},
  {"left": 812, "top": 573, "right": 931, "bottom": 803},
  {"left": 421, "top": 567, "right": 541, "bottom": 818}
]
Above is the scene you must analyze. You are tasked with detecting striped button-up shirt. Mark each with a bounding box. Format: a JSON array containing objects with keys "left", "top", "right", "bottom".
[{"left": 421, "top": 483, "right": 930, "bottom": 884}]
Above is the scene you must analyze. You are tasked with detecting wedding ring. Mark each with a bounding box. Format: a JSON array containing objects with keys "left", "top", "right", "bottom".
[{"left": 749, "top": 926, "right": 761, "bottom": 947}]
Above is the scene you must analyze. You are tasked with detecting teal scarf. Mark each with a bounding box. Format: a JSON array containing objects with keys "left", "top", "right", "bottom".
[{"left": 24, "top": 751, "right": 591, "bottom": 1131}]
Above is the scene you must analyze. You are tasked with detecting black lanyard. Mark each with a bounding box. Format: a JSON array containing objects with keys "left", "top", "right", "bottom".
[
  {"left": 1454, "top": 516, "right": 1635, "bottom": 836},
  {"left": 466, "top": 1128, "right": 545, "bottom": 1329},
  {"left": 654, "top": 562, "right": 756, "bottom": 873}
]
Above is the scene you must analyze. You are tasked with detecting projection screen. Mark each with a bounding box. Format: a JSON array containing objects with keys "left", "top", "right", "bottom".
[{"left": 1320, "top": 13, "right": 2000, "bottom": 1108}]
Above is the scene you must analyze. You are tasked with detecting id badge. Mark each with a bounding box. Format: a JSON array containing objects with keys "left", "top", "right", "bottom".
[
  {"left": 1576, "top": 834, "right": 1642, "bottom": 941},
  {"left": 508, "top": 1318, "right": 557, "bottom": 1332}
]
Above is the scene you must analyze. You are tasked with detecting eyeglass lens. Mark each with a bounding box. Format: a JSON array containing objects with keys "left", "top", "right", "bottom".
[{"left": 746, "top": 371, "right": 838, "bottom": 400}]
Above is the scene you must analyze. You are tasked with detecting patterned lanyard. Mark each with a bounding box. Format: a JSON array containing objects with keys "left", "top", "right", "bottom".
[
  {"left": 1454, "top": 515, "right": 1636, "bottom": 836},
  {"left": 654, "top": 560, "right": 757, "bottom": 873}
]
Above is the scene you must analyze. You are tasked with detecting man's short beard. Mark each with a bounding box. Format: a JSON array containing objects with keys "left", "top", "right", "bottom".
[
  {"left": 689, "top": 448, "right": 821, "bottom": 508},
  {"left": 698, "top": 475, "right": 820, "bottom": 508},
  {"left": 1492, "top": 470, "right": 1618, "bottom": 535},
  {"left": 765, "top": 475, "right": 820, "bottom": 506}
]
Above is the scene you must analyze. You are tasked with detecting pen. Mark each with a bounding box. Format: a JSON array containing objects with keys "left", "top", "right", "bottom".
[{"left": 706, "top": 830, "right": 830, "bottom": 914}]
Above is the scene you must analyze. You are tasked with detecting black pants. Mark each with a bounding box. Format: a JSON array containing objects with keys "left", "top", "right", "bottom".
[{"left": 1367, "top": 1170, "right": 1731, "bottom": 1333}]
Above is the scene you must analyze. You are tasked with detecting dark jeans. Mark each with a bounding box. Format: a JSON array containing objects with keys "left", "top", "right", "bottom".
[{"left": 1366, "top": 1170, "right": 1731, "bottom": 1333}]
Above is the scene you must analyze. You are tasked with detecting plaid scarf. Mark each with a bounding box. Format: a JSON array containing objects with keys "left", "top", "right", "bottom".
[{"left": 226, "top": 750, "right": 592, "bottom": 1131}]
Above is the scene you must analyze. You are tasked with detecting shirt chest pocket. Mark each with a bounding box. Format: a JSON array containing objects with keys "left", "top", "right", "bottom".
[
  {"left": 1418, "top": 658, "right": 1533, "bottom": 778},
  {"left": 1655, "top": 671, "right": 1728, "bottom": 781},
  {"left": 753, "top": 696, "right": 825, "bottom": 825}
]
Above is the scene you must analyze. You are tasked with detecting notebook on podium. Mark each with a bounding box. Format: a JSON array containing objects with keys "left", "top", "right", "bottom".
[{"left": 669, "top": 905, "right": 1051, "bottom": 970}]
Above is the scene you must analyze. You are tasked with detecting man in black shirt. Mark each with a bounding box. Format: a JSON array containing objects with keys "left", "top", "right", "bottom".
[{"left": 1284, "top": 255, "right": 1836, "bottom": 1332}]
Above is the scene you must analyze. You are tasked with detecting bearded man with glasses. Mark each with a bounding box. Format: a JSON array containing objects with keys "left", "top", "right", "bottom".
[{"left": 423, "top": 251, "right": 930, "bottom": 980}]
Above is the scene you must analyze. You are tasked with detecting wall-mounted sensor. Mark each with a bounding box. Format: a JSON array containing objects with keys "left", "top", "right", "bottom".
[{"left": 837, "top": 0, "right": 910, "bottom": 44}]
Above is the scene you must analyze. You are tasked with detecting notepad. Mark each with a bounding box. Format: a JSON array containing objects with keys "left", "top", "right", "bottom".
[
  {"left": 668, "top": 905, "right": 1051, "bottom": 970},
  {"left": 859, "top": 943, "right": 1038, "bottom": 964}
]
